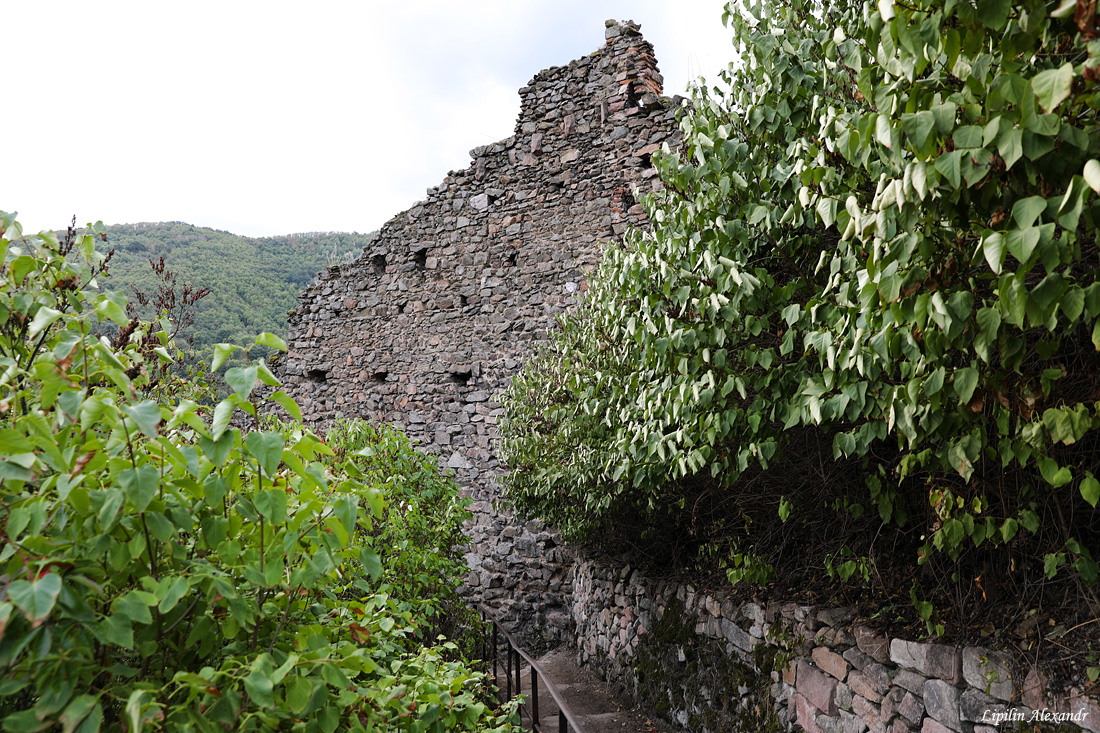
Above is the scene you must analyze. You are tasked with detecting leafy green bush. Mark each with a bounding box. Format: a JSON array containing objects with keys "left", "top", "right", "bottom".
[
  {"left": 0, "top": 213, "right": 517, "bottom": 731},
  {"left": 500, "top": 0, "right": 1100, "bottom": 610}
]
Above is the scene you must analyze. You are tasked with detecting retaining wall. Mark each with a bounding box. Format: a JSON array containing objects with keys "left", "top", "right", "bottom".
[{"left": 573, "top": 558, "right": 1100, "bottom": 732}]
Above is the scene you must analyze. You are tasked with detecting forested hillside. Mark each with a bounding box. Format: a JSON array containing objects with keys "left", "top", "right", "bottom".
[{"left": 101, "top": 222, "right": 371, "bottom": 359}]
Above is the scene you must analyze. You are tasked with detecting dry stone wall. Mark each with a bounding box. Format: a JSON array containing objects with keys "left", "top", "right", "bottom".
[
  {"left": 279, "top": 20, "right": 682, "bottom": 642},
  {"left": 573, "top": 559, "right": 1100, "bottom": 733}
]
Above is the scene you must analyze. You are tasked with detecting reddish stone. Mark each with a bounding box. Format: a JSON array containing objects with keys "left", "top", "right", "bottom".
[
  {"left": 798, "top": 659, "right": 840, "bottom": 716},
  {"left": 813, "top": 645, "right": 852, "bottom": 681},
  {"left": 795, "top": 692, "right": 827, "bottom": 733},
  {"left": 849, "top": 671, "right": 886, "bottom": 703},
  {"left": 920, "top": 719, "right": 954, "bottom": 733},
  {"left": 855, "top": 625, "right": 891, "bottom": 663}
]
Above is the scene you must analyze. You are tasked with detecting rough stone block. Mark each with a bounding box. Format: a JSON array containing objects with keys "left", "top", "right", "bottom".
[
  {"left": 814, "top": 645, "right": 852, "bottom": 681},
  {"left": 840, "top": 709, "right": 869, "bottom": 733},
  {"left": 793, "top": 691, "right": 827, "bottom": 733},
  {"left": 961, "top": 647, "right": 1012, "bottom": 701},
  {"left": 798, "top": 659, "right": 840, "bottom": 716},
  {"left": 835, "top": 682, "right": 853, "bottom": 712},
  {"left": 855, "top": 625, "right": 891, "bottom": 664},
  {"left": 851, "top": 694, "right": 883, "bottom": 732},
  {"left": 893, "top": 669, "right": 929, "bottom": 695},
  {"left": 898, "top": 691, "right": 925, "bottom": 725},
  {"left": 891, "top": 640, "right": 961, "bottom": 684},
  {"left": 721, "top": 618, "right": 756, "bottom": 653},
  {"left": 923, "top": 679, "right": 963, "bottom": 731},
  {"left": 849, "top": 671, "right": 887, "bottom": 703},
  {"left": 881, "top": 686, "right": 906, "bottom": 722},
  {"left": 844, "top": 645, "right": 875, "bottom": 672},
  {"left": 959, "top": 688, "right": 1004, "bottom": 723},
  {"left": 920, "top": 719, "right": 955, "bottom": 733}
]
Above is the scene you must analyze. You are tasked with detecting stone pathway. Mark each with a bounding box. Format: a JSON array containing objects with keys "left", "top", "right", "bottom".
[{"left": 509, "top": 648, "right": 673, "bottom": 733}]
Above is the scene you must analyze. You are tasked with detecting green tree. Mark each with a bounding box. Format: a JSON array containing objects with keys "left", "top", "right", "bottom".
[
  {"left": 501, "top": 0, "right": 1100, "bottom": 626},
  {"left": 0, "top": 213, "right": 517, "bottom": 731}
]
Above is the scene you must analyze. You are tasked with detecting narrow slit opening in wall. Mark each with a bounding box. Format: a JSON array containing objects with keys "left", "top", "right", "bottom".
[
  {"left": 372, "top": 371, "right": 388, "bottom": 383},
  {"left": 450, "top": 370, "right": 472, "bottom": 385},
  {"left": 459, "top": 294, "right": 468, "bottom": 307},
  {"left": 506, "top": 250, "right": 518, "bottom": 267},
  {"left": 621, "top": 188, "right": 636, "bottom": 209},
  {"left": 413, "top": 249, "right": 428, "bottom": 269},
  {"left": 371, "top": 254, "right": 386, "bottom": 275},
  {"left": 306, "top": 369, "right": 328, "bottom": 383}
]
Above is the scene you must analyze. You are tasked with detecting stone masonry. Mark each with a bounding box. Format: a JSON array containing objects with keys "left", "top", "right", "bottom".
[
  {"left": 279, "top": 20, "right": 683, "bottom": 641},
  {"left": 573, "top": 559, "right": 1100, "bottom": 732}
]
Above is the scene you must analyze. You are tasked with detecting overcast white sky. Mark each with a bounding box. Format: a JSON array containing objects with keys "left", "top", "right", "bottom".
[{"left": 4, "top": 2, "right": 734, "bottom": 237}]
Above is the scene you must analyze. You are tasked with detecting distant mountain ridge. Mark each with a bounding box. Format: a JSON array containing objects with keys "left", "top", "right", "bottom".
[{"left": 101, "top": 221, "right": 372, "bottom": 362}]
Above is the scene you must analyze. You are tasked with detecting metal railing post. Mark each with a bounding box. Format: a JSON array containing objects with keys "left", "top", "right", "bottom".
[{"left": 531, "top": 664, "right": 539, "bottom": 728}]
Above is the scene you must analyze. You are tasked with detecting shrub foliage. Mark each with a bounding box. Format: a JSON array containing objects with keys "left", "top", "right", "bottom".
[
  {"left": 500, "top": 0, "right": 1100, "bottom": 620},
  {"left": 0, "top": 213, "right": 516, "bottom": 731}
]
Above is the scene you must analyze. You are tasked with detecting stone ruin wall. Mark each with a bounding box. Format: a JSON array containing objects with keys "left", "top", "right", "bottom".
[{"left": 279, "top": 20, "right": 682, "bottom": 641}]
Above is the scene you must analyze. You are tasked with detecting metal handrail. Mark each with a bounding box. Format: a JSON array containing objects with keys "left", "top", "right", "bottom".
[{"left": 477, "top": 604, "right": 588, "bottom": 733}]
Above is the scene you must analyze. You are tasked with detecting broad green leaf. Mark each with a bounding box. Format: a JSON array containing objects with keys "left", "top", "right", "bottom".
[
  {"left": 224, "top": 365, "right": 259, "bottom": 399},
  {"left": 934, "top": 150, "right": 964, "bottom": 188},
  {"left": 156, "top": 576, "right": 190, "bottom": 614},
  {"left": 94, "top": 292, "right": 128, "bottom": 327},
  {"left": 1084, "top": 159, "right": 1100, "bottom": 193},
  {"left": 210, "top": 343, "right": 237, "bottom": 373},
  {"left": 334, "top": 495, "right": 358, "bottom": 537},
  {"left": 267, "top": 390, "right": 302, "bottom": 422},
  {"left": 1005, "top": 227, "right": 1040, "bottom": 264},
  {"left": 8, "top": 573, "right": 62, "bottom": 628},
  {"left": 1032, "top": 63, "right": 1074, "bottom": 113},
  {"left": 931, "top": 102, "right": 957, "bottom": 134},
  {"left": 254, "top": 489, "right": 287, "bottom": 525},
  {"left": 977, "top": 0, "right": 1010, "bottom": 28},
  {"left": 876, "top": 115, "right": 893, "bottom": 148},
  {"left": 118, "top": 465, "right": 160, "bottom": 513},
  {"left": 59, "top": 695, "right": 99, "bottom": 733},
  {"left": 113, "top": 591, "right": 154, "bottom": 625},
  {"left": 253, "top": 332, "right": 287, "bottom": 351},
  {"left": 1011, "top": 196, "right": 1046, "bottom": 228},
  {"left": 360, "top": 548, "right": 382, "bottom": 581},
  {"left": 1039, "top": 457, "right": 1072, "bottom": 488},
  {"left": 1062, "top": 286, "right": 1086, "bottom": 322},
  {"left": 27, "top": 307, "right": 62, "bottom": 339},
  {"left": 211, "top": 398, "right": 237, "bottom": 441},
  {"left": 123, "top": 401, "right": 162, "bottom": 438},
  {"left": 901, "top": 111, "right": 935, "bottom": 150},
  {"left": 952, "top": 125, "right": 982, "bottom": 148},
  {"left": 285, "top": 676, "right": 312, "bottom": 715},
  {"left": 982, "top": 232, "right": 1005, "bottom": 273},
  {"left": 816, "top": 197, "right": 837, "bottom": 227},
  {"left": 1081, "top": 474, "right": 1100, "bottom": 508},
  {"left": 245, "top": 432, "right": 284, "bottom": 477},
  {"left": 997, "top": 126, "right": 1023, "bottom": 169},
  {"left": 954, "top": 368, "right": 979, "bottom": 405}
]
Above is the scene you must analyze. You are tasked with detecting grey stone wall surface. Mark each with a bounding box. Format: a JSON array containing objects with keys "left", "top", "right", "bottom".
[
  {"left": 573, "top": 558, "right": 1100, "bottom": 732},
  {"left": 279, "top": 20, "right": 682, "bottom": 641}
]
